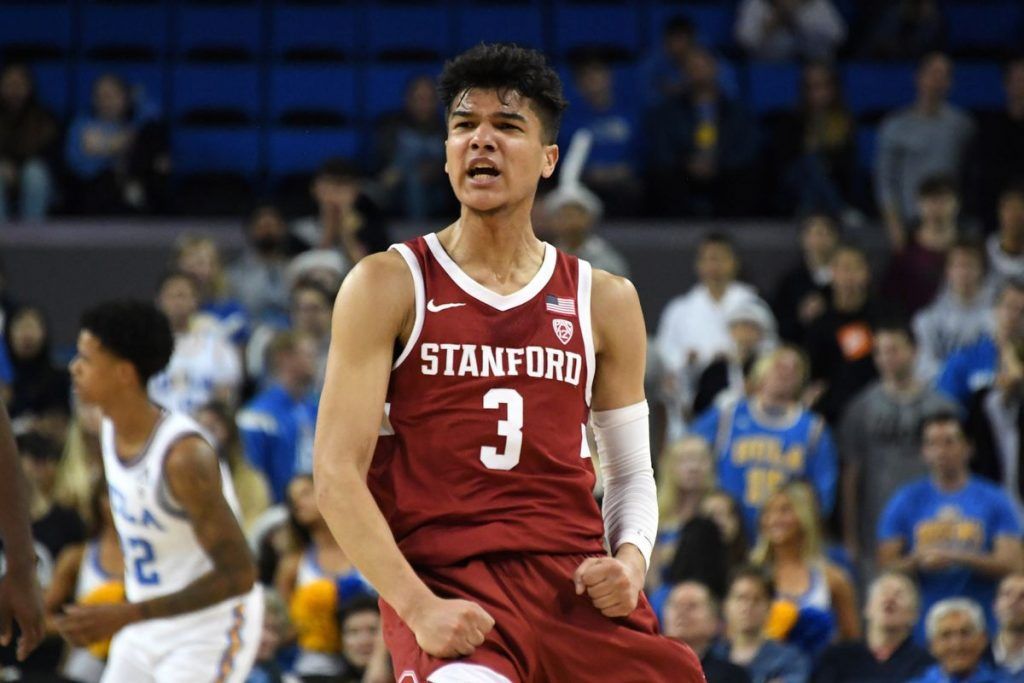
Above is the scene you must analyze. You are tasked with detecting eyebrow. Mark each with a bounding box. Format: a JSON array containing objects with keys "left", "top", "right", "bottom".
[{"left": 450, "top": 109, "right": 528, "bottom": 123}]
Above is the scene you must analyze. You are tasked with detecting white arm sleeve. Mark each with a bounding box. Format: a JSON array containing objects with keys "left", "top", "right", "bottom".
[{"left": 591, "top": 400, "right": 658, "bottom": 572}]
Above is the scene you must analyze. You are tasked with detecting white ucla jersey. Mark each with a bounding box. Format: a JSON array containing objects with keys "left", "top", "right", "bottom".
[{"left": 101, "top": 410, "right": 241, "bottom": 603}]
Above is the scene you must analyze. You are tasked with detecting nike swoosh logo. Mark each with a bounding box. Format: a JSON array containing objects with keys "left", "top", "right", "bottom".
[{"left": 427, "top": 299, "right": 466, "bottom": 313}]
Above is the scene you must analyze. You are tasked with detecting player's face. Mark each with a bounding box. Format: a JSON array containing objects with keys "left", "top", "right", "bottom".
[
  {"left": 865, "top": 575, "right": 917, "bottom": 632},
  {"left": 930, "top": 611, "right": 986, "bottom": 676},
  {"left": 724, "top": 578, "right": 770, "bottom": 635},
  {"left": 69, "top": 330, "right": 124, "bottom": 407},
  {"left": 444, "top": 88, "right": 558, "bottom": 215},
  {"left": 996, "top": 576, "right": 1024, "bottom": 630},
  {"left": 341, "top": 610, "right": 380, "bottom": 668}
]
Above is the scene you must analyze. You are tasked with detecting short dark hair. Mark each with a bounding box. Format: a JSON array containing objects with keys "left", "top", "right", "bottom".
[
  {"left": 16, "top": 432, "right": 60, "bottom": 461},
  {"left": 437, "top": 43, "right": 567, "bottom": 144},
  {"left": 698, "top": 231, "right": 735, "bottom": 251},
  {"left": 291, "top": 278, "right": 334, "bottom": 308},
  {"left": 156, "top": 269, "right": 200, "bottom": 296},
  {"left": 917, "top": 174, "right": 958, "bottom": 198},
  {"left": 80, "top": 300, "right": 174, "bottom": 385},
  {"left": 918, "top": 409, "right": 966, "bottom": 442},
  {"left": 663, "top": 16, "right": 696, "bottom": 38},
  {"left": 727, "top": 565, "right": 775, "bottom": 600},
  {"left": 999, "top": 180, "right": 1024, "bottom": 206},
  {"left": 948, "top": 235, "right": 986, "bottom": 269},
  {"left": 874, "top": 318, "right": 917, "bottom": 347},
  {"left": 338, "top": 595, "right": 380, "bottom": 627},
  {"left": 315, "top": 157, "right": 361, "bottom": 183}
]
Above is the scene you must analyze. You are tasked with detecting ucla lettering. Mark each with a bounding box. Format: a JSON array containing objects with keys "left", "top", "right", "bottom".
[
  {"left": 108, "top": 485, "right": 166, "bottom": 531},
  {"left": 420, "top": 343, "right": 583, "bottom": 387}
]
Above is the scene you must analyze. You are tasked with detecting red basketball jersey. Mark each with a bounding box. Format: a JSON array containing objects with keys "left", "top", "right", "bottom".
[{"left": 368, "top": 233, "right": 607, "bottom": 567}]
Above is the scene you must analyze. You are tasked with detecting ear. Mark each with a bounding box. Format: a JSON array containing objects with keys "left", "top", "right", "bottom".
[
  {"left": 540, "top": 144, "right": 559, "bottom": 179},
  {"left": 115, "top": 359, "right": 142, "bottom": 389}
]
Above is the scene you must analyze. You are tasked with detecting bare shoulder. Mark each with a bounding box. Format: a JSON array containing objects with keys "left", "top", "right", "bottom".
[
  {"left": 590, "top": 269, "right": 644, "bottom": 351},
  {"left": 164, "top": 435, "right": 222, "bottom": 505},
  {"left": 825, "top": 562, "right": 854, "bottom": 591},
  {"left": 338, "top": 249, "right": 412, "bottom": 305},
  {"left": 591, "top": 268, "right": 640, "bottom": 311}
]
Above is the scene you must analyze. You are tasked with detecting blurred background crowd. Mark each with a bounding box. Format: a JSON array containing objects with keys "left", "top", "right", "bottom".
[{"left": 3, "top": 0, "right": 1024, "bottom": 682}]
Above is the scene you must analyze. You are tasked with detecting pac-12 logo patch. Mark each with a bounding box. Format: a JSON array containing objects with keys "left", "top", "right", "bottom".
[{"left": 553, "top": 318, "right": 574, "bottom": 345}]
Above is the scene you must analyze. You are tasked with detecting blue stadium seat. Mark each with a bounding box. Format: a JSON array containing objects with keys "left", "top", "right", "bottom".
[
  {"left": 553, "top": 4, "right": 642, "bottom": 61},
  {"left": 270, "top": 5, "right": 359, "bottom": 62},
  {"left": 74, "top": 62, "right": 165, "bottom": 115},
  {"left": 171, "top": 65, "right": 260, "bottom": 125},
  {"left": 30, "top": 63, "right": 70, "bottom": 117},
  {"left": 269, "top": 65, "right": 357, "bottom": 125},
  {"left": 455, "top": 6, "right": 544, "bottom": 51},
  {"left": 173, "top": 126, "right": 261, "bottom": 176},
  {"left": 268, "top": 128, "right": 360, "bottom": 179},
  {"left": 0, "top": 3, "right": 72, "bottom": 61},
  {"left": 842, "top": 62, "right": 916, "bottom": 117},
  {"left": 856, "top": 126, "right": 878, "bottom": 172},
  {"left": 363, "top": 63, "right": 444, "bottom": 120},
  {"left": 951, "top": 62, "right": 1005, "bottom": 111},
  {"left": 946, "top": 2, "right": 1023, "bottom": 53},
  {"left": 648, "top": 4, "right": 735, "bottom": 50},
  {"left": 81, "top": 3, "right": 169, "bottom": 61},
  {"left": 365, "top": 4, "right": 452, "bottom": 62},
  {"left": 747, "top": 62, "right": 801, "bottom": 114},
  {"left": 175, "top": 4, "right": 263, "bottom": 62}
]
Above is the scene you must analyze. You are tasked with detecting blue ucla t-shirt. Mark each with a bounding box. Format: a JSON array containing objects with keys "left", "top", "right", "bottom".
[
  {"left": 693, "top": 398, "right": 837, "bottom": 536},
  {"left": 878, "top": 476, "right": 1022, "bottom": 641}
]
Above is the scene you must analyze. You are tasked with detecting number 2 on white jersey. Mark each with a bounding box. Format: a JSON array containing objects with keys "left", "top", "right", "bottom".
[{"left": 480, "top": 388, "right": 523, "bottom": 470}]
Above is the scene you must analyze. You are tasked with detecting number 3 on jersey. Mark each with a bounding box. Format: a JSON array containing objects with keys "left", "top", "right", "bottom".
[{"left": 480, "top": 388, "right": 523, "bottom": 470}]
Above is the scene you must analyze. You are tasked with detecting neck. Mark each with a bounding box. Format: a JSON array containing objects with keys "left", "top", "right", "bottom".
[
  {"left": 731, "top": 629, "right": 763, "bottom": 650},
  {"left": 171, "top": 316, "right": 191, "bottom": 334},
  {"left": 806, "top": 252, "right": 831, "bottom": 272},
  {"left": 705, "top": 281, "right": 729, "bottom": 301},
  {"left": 279, "top": 376, "right": 309, "bottom": 400},
  {"left": 1002, "top": 233, "right": 1024, "bottom": 256},
  {"left": 917, "top": 97, "right": 943, "bottom": 115},
  {"left": 773, "top": 541, "right": 803, "bottom": 563},
  {"left": 919, "top": 221, "right": 956, "bottom": 249},
  {"left": 883, "top": 372, "right": 918, "bottom": 396},
  {"left": 933, "top": 469, "right": 968, "bottom": 492},
  {"left": 104, "top": 394, "right": 161, "bottom": 451},
  {"left": 448, "top": 211, "right": 544, "bottom": 280},
  {"left": 833, "top": 288, "right": 865, "bottom": 312},
  {"left": 867, "top": 624, "right": 908, "bottom": 654},
  {"left": 756, "top": 393, "right": 792, "bottom": 414},
  {"left": 953, "top": 282, "right": 980, "bottom": 303},
  {"left": 688, "top": 638, "right": 712, "bottom": 659}
]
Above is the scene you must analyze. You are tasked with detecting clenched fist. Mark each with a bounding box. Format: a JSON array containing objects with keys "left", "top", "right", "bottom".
[
  {"left": 405, "top": 596, "right": 495, "bottom": 658},
  {"left": 574, "top": 556, "right": 644, "bottom": 618}
]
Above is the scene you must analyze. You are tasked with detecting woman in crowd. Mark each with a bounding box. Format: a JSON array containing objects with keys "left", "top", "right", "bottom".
[
  {"left": 0, "top": 62, "right": 58, "bottom": 221},
  {"left": 173, "top": 233, "right": 250, "bottom": 345},
  {"left": 4, "top": 305, "right": 70, "bottom": 434},
  {"left": 701, "top": 489, "right": 751, "bottom": 576},
  {"left": 752, "top": 482, "right": 859, "bottom": 658}
]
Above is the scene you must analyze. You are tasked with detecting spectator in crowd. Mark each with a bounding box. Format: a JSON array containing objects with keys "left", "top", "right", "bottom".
[
  {"left": 147, "top": 271, "right": 243, "bottom": 415},
  {"left": 814, "top": 571, "right": 933, "bottom": 683},
  {"left": 910, "top": 599, "right": 1004, "bottom": 683},
  {"left": 247, "top": 278, "right": 334, "bottom": 391},
  {"left": 860, "top": 0, "right": 946, "bottom": 60},
  {"left": 228, "top": 203, "right": 307, "bottom": 324},
  {"left": 647, "top": 48, "right": 760, "bottom": 217},
  {"left": 991, "top": 573, "right": 1024, "bottom": 678},
  {"left": 914, "top": 238, "right": 993, "bottom": 382},
  {"left": 876, "top": 53, "right": 976, "bottom": 250},
  {"left": 5, "top": 305, "right": 70, "bottom": 431},
  {"left": 542, "top": 183, "right": 630, "bottom": 278},
  {"left": 772, "top": 213, "right": 838, "bottom": 345},
  {"left": 0, "top": 432, "right": 86, "bottom": 678},
  {"left": 639, "top": 16, "right": 741, "bottom": 109},
  {"left": 881, "top": 176, "right": 961, "bottom": 317},
  {"left": 979, "top": 59, "right": 1024, "bottom": 225},
  {"left": 247, "top": 590, "right": 292, "bottom": 683},
  {"left": 653, "top": 437, "right": 729, "bottom": 600},
  {"left": 293, "top": 157, "right": 391, "bottom": 269},
  {"left": 840, "top": 320, "right": 957, "bottom": 577},
  {"left": 65, "top": 73, "right": 170, "bottom": 214},
  {"left": 701, "top": 491, "right": 752, "bottom": 579},
  {"left": 805, "top": 243, "right": 885, "bottom": 424},
  {"left": 336, "top": 596, "right": 386, "bottom": 683},
  {"left": 735, "top": 0, "right": 847, "bottom": 62},
  {"left": 986, "top": 184, "right": 1024, "bottom": 292},
  {"left": 878, "top": 412, "right": 1023, "bottom": 641},
  {"left": 373, "top": 74, "right": 449, "bottom": 220},
  {"left": 663, "top": 581, "right": 752, "bottom": 683},
  {"left": 773, "top": 63, "right": 858, "bottom": 220},
  {"left": 172, "top": 233, "right": 249, "bottom": 345},
  {"left": 53, "top": 400, "right": 103, "bottom": 520},
  {"left": 752, "top": 483, "right": 860, "bottom": 657},
  {"left": 965, "top": 339, "right": 1024, "bottom": 521},
  {"left": 44, "top": 481, "right": 123, "bottom": 683},
  {"left": 938, "top": 279, "right": 1024, "bottom": 409},
  {"left": 714, "top": 566, "right": 810, "bottom": 683},
  {"left": 0, "top": 63, "right": 57, "bottom": 222},
  {"left": 237, "top": 331, "right": 319, "bottom": 503},
  {"left": 194, "top": 401, "right": 271, "bottom": 531},
  {"left": 657, "top": 232, "right": 758, "bottom": 435},
  {"left": 561, "top": 57, "right": 642, "bottom": 216},
  {"left": 694, "top": 346, "right": 838, "bottom": 536},
  {"left": 276, "top": 474, "right": 370, "bottom": 681},
  {"left": 693, "top": 296, "right": 777, "bottom": 416}
]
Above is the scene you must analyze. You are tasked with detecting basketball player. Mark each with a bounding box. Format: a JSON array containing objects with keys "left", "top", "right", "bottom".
[
  {"left": 313, "top": 44, "right": 704, "bottom": 682},
  {"left": 55, "top": 301, "right": 263, "bottom": 682},
  {"left": 0, "top": 402, "right": 45, "bottom": 661}
]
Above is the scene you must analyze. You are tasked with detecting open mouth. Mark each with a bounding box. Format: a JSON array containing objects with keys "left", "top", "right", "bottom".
[{"left": 468, "top": 166, "right": 500, "bottom": 179}]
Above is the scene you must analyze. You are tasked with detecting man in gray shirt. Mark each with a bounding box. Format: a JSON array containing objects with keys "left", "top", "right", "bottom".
[
  {"left": 876, "top": 52, "right": 975, "bottom": 250},
  {"left": 840, "top": 319, "right": 956, "bottom": 582}
]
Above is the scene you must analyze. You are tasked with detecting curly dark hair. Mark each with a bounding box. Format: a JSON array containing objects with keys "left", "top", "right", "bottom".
[
  {"left": 437, "top": 43, "right": 568, "bottom": 144},
  {"left": 80, "top": 300, "right": 173, "bottom": 386}
]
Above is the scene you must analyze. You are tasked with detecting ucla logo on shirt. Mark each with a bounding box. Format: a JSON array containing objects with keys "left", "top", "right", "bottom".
[{"left": 914, "top": 505, "right": 984, "bottom": 551}]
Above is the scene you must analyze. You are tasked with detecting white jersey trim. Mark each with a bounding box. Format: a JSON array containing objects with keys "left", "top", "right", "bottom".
[
  {"left": 428, "top": 662, "right": 513, "bottom": 683},
  {"left": 577, "top": 259, "right": 596, "bottom": 406},
  {"left": 423, "top": 232, "right": 557, "bottom": 312},
  {"left": 390, "top": 243, "right": 426, "bottom": 370}
]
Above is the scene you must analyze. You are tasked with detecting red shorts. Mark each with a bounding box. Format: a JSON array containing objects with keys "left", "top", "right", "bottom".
[{"left": 381, "top": 553, "right": 705, "bottom": 683}]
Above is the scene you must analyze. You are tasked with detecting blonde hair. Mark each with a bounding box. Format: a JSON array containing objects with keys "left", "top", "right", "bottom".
[
  {"left": 750, "top": 481, "right": 824, "bottom": 566},
  {"left": 657, "top": 435, "right": 715, "bottom": 521},
  {"left": 173, "top": 232, "right": 228, "bottom": 299},
  {"left": 53, "top": 418, "right": 104, "bottom": 520}
]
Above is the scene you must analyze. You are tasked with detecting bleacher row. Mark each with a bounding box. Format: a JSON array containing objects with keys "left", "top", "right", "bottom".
[{"left": 2, "top": 0, "right": 1021, "bottom": 189}]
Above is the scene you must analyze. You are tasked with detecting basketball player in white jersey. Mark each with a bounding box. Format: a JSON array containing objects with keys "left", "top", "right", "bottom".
[{"left": 56, "top": 300, "right": 263, "bottom": 682}]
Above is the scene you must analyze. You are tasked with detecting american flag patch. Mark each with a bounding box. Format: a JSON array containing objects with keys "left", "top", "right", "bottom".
[{"left": 545, "top": 294, "right": 576, "bottom": 316}]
